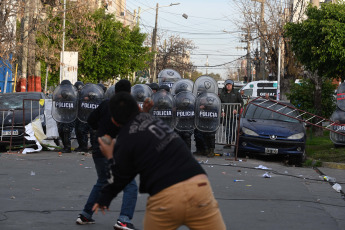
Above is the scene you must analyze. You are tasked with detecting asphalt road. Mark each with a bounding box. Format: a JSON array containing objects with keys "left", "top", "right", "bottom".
[{"left": 1, "top": 147, "right": 345, "bottom": 230}]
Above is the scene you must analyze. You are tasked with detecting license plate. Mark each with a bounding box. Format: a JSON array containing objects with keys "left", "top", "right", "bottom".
[
  {"left": 2, "top": 130, "right": 19, "bottom": 136},
  {"left": 265, "top": 148, "right": 278, "bottom": 154}
]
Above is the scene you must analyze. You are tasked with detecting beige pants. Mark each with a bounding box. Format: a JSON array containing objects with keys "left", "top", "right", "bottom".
[{"left": 144, "top": 177, "right": 226, "bottom": 230}]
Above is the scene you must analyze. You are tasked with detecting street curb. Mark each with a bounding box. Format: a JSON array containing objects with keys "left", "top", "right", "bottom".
[{"left": 323, "top": 162, "right": 345, "bottom": 170}]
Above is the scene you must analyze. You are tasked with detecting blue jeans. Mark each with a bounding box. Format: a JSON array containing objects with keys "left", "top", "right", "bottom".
[{"left": 81, "top": 156, "right": 138, "bottom": 223}]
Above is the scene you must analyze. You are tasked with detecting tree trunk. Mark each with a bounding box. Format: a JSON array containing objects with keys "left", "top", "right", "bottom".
[{"left": 311, "top": 71, "right": 324, "bottom": 136}]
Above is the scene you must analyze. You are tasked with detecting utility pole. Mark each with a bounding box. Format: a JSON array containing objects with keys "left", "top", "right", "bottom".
[
  {"left": 60, "top": 0, "right": 66, "bottom": 83},
  {"left": 151, "top": 3, "right": 159, "bottom": 83},
  {"left": 241, "top": 25, "right": 252, "bottom": 82},
  {"left": 20, "top": 0, "right": 30, "bottom": 91},
  {"left": 246, "top": 28, "right": 252, "bottom": 82},
  {"left": 259, "top": 0, "right": 265, "bottom": 80},
  {"left": 251, "top": 0, "right": 266, "bottom": 80}
]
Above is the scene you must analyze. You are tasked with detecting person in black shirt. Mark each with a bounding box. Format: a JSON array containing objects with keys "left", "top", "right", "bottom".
[
  {"left": 93, "top": 92, "right": 226, "bottom": 230},
  {"left": 76, "top": 80, "right": 139, "bottom": 230}
]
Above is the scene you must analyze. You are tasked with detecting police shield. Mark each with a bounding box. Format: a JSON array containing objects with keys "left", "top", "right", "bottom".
[
  {"left": 330, "top": 109, "right": 345, "bottom": 144},
  {"left": 150, "top": 90, "right": 175, "bottom": 127},
  {"left": 174, "top": 91, "right": 196, "bottom": 131},
  {"left": 192, "top": 75, "right": 218, "bottom": 96},
  {"left": 336, "top": 82, "right": 345, "bottom": 111},
  {"left": 195, "top": 92, "right": 221, "bottom": 132},
  {"left": 52, "top": 84, "right": 78, "bottom": 123},
  {"left": 157, "top": 68, "right": 182, "bottom": 89},
  {"left": 171, "top": 79, "right": 194, "bottom": 96},
  {"left": 131, "top": 84, "right": 153, "bottom": 110},
  {"left": 77, "top": 83, "right": 104, "bottom": 123},
  {"left": 105, "top": 85, "right": 115, "bottom": 99}
]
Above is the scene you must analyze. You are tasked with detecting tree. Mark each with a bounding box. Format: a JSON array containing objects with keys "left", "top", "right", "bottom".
[
  {"left": 285, "top": 3, "right": 345, "bottom": 80},
  {"left": 0, "top": 0, "right": 21, "bottom": 69},
  {"left": 36, "top": 3, "right": 151, "bottom": 85},
  {"left": 287, "top": 79, "right": 336, "bottom": 119},
  {"left": 285, "top": 3, "right": 345, "bottom": 134},
  {"left": 145, "top": 32, "right": 196, "bottom": 79},
  {"left": 78, "top": 10, "right": 151, "bottom": 83},
  {"left": 233, "top": 0, "right": 304, "bottom": 99}
]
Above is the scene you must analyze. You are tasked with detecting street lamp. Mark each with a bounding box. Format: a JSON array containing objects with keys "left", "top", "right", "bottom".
[
  {"left": 60, "top": 0, "right": 66, "bottom": 83},
  {"left": 137, "top": 3, "right": 181, "bottom": 83}
]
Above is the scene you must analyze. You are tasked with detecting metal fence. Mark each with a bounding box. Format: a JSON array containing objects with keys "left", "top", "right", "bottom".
[
  {"left": 0, "top": 109, "right": 15, "bottom": 151},
  {"left": 216, "top": 103, "right": 242, "bottom": 145},
  {"left": 22, "top": 99, "right": 45, "bottom": 148}
]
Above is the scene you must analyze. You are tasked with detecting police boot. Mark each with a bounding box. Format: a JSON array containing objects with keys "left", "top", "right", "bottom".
[
  {"left": 62, "top": 132, "right": 71, "bottom": 153},
  {"left": 206, "top": 148, "right": 215, "bottom": 158}
]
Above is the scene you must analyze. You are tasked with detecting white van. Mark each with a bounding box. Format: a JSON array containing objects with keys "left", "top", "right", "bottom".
[{"left": 240, "top": 81, "right": 277, "bottom": 98}]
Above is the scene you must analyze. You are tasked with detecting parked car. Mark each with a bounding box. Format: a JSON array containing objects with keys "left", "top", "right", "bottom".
[
  {"left": 0, "top": 92, "right": 47, "bottom": 151},
  {"left": 237, "top": 99, "right": 307, "bottom": 164}
]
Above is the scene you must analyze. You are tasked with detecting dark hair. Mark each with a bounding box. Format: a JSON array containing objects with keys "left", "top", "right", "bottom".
[
  {"left": 159, "top": 84, "right": 170, "bottom": 92},
  {"left": 115, "top": 79, "right": 131, "bottom": 94},
  {"left": 109, "top": 92, "right": 139, "bottom": 125},
  {"left": 149, "top": 83, "right": 159, "bottom": 91}
]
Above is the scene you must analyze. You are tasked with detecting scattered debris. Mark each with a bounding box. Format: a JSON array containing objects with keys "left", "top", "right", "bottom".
[
  {"left": 30, "top": 171, "right": 36, "bottom": 176},
  {"left": 255, "top": 165, "right": 272, "bottom": 170},
  {"left": 262, "top": 172, "right": 271, "bottom": 178},
  {"left": 332, "top": 183, "right": 342, "bottom": 193}
]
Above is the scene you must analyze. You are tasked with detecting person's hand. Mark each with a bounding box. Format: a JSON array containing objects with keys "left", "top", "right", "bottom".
[
  {"left": 98, "top": 135, "right": 116, "bottom": 160},
  {"left": 233, "top": 109, "right": 237, "bottom": 114},
  {"left": 221, "top": 112, "right": 225, "bottom": 117},
  {"left": 92, "top": 203, "right": 109, "bottom": 215},
  {"left": 142, "top": 98, "right": 154, "bottom": 112}
]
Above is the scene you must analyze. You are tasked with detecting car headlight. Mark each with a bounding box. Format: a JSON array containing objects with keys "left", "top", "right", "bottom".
[
  {"left": 287, "top": 132, "right": 304, "bottom": 139},
  {"left": 242, "top": 127, "right": 259, "bottom": 136}
]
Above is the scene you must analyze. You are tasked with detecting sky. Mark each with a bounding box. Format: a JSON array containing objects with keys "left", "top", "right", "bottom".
[{"left": 125, "top": 0, "right": 248, "bottom": 80}]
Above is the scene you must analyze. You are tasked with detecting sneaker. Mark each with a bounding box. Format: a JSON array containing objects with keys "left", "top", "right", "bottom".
[
  {"left": 114, "top": 220, "right": 138, "bottom": 230},
  {"left": 76, "top": 214, "right": 95, "bottom": 225}
]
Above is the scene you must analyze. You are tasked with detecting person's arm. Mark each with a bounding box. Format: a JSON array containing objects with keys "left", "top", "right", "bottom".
[{"left": 93, "top": 136, "right": 137, "bottom": 213}]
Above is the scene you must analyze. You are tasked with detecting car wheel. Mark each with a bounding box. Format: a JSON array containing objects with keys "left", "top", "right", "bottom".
[{"left": 290, "top": 150, "right": 306, "bottom": 167}]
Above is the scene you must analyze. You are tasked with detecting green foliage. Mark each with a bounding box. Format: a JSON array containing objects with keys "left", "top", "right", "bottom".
[
  {"left": 305, "top": 130, "right": 345, "bottom": 163},
  {"left": 78, "top": 9, "right": 151, "bottom": 83},
  {"left": 287, "top": 79, "right": 336, "bottom": 118},
  {"left": 36, "top": 6, "right": 151, "bottom": 85},
  {"left": 284, "top": 3, "right": 345, "bottom": 80}
]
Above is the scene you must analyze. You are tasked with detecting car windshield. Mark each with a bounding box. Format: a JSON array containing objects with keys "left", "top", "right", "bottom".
[
  {"left": 0, "top": 94, "right": 42, "bottom": 110},
  {"left": 244, "top": 101, "right": 300, "bottom": 123}
]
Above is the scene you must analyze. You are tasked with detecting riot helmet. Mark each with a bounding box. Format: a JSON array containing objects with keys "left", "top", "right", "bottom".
[
  {"left": 157, "top": 68, "right": 182, "bottom": 89},
  {"left": 74, "top": 81, "right": 84, "bottom": 91},
  {"left": 171, "top": 79, "right": 193, "bottom": 96},
  {"left": 61, "top": 79, "right": 71, "bottom": 85},
  {"left": 149, "top": 83, "right": 160, "bottom": 93},
  {"left": 97, "top": 83, "right": 107, "bottom": 93},
  {"left": 224, "top": 79, "right": 234, "bottom": 86},
  {"left": 105, "top": 85, "right": 115, "bottom": 99}
]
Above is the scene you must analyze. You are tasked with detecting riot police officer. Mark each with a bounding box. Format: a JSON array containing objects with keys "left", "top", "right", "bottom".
[
  {"left": 75, "top": 83, "right": 105, "bottom": 152},
  {"left": 52, "top": 79, "right": 78, "bottom": 153}
]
